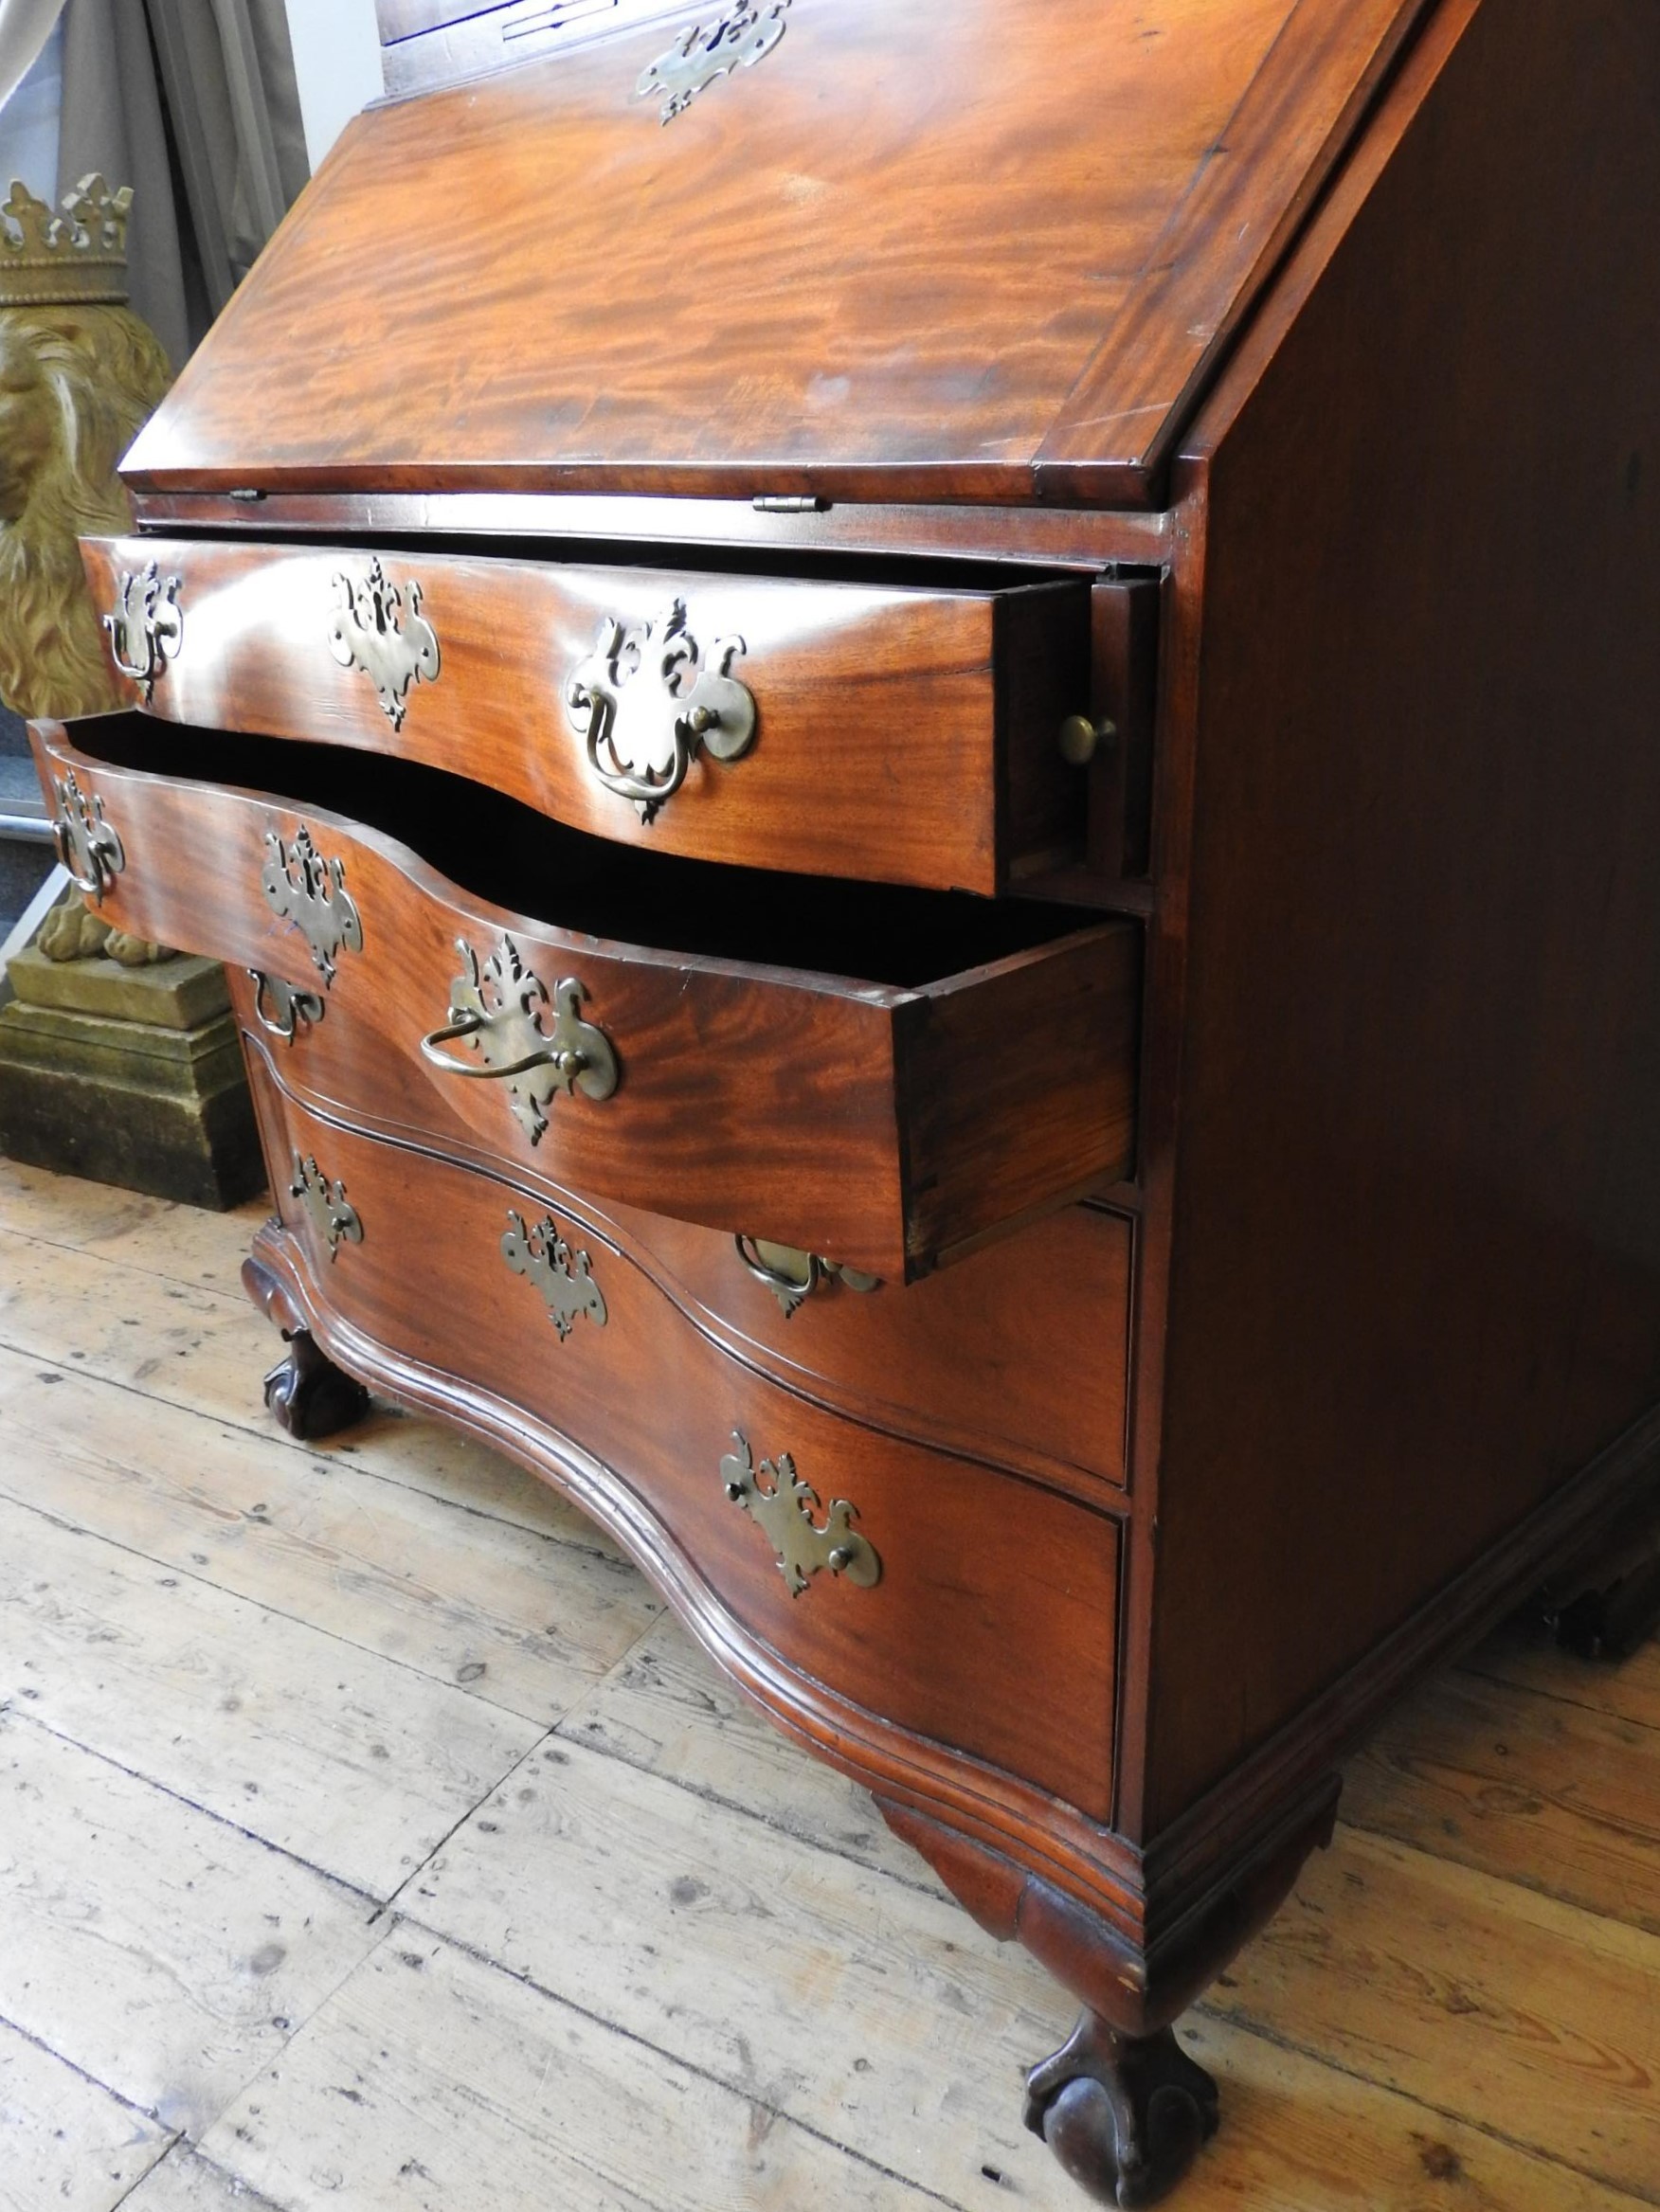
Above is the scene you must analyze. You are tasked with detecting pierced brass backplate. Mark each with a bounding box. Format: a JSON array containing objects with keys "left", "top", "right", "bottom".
[
  {"left": 637, "top": 1, "right": 789, "bottom": 123},
  {"left": 328, "top": 556, "right": 440, "bottom": 730},
  {"left": 103, "top": 559, "right": 183, "bottom": 704},
  {"left": 566, "top": 598, "right": 756, "bottom": 824},
  {"left": 721, "top": 1430, "right": 880, "bottom": 1599},
  {"left": 249, "top": 969, "right": 325, "bottom": 1044},
  {"left": 733, "top": 1236, "right": 881, "bottom": 1320},
  {"left": 501, "top": 1208, "right": 607, "bottom": 1340},
  {"left": 420, "top": 935, "right": 620, "bottom": 1146},
  {"left": 260, "top": 824, "right": 364, "bottom": 984},
  {"left": 290, "top": 1152, "right": 362, "bottom": 1259},
  {"left": 50, "top": 768, "right": 124, "bottom": 902}
]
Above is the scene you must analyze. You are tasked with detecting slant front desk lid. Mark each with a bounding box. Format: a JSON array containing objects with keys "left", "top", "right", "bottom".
[{"left": 125, "top": 0, "right": 1431, "bottom": 509}]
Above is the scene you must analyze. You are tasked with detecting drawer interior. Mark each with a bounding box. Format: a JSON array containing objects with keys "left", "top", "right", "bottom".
[{"left": 70, "top": 714, "right": 1101, "bottom": 991}]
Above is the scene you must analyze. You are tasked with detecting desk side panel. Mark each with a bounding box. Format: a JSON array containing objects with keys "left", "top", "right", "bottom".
[{"left": 1146, "top": 0, "right": 1660, "bottom": 1829}]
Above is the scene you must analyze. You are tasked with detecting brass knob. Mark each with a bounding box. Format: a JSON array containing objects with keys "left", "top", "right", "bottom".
[{"left": 1058, "top": 713, "right": 1117, "bottom": 767}]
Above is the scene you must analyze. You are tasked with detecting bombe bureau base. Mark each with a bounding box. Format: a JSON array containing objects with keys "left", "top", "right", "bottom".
[{"left": 31, "top": 0, "right": 1660, "bottom": 2200}]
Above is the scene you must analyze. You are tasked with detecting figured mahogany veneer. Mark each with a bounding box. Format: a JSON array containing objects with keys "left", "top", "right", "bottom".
[
  {"left": 29, "top": 716, "right": 1139, "bottom": 1282},
  {"left": 123, "top": 0, "right": 1435, "bottom": 507},
  {"left": 81, "top": 533, "right": 1094, "bottom": 893},
  {"left": 227, "top": 951, "right": 1135, "bottom": 1496},
  {"left": 41, "top": 0, "right": 1660, "bottom": 2201},
  {"left": 244, "top": 1042, "right": 1125, "bottom": 1815}
]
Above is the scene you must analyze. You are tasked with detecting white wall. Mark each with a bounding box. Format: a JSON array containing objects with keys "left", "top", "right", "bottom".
[{"left": 284, "top": 0, "right": 384, "bottom": 172}]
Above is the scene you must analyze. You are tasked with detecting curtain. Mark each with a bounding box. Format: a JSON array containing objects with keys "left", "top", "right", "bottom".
[
  {"left": 0, "top": 0, "right": 64, "bottom": 115},
  {"left": 55, "top": 0, "right": 190, "bottom": 365},
  {"left": 1, "top": 0, "right": 308, "bottom": 367}
]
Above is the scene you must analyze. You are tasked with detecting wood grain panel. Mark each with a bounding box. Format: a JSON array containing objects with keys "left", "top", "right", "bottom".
[
  {"left": 565, "top": 1184, "right": 1134, "bottom": 1494},
  {"left": 248, "top": 1061, "right": 1123, "bottom": 1819},
  {"left": 1142, "top": 0, "right": 1660, "bottom": 1826},
  {"left": 123, "top": 0, "right": 1428, "bottom": 507},
  {"left": 81, "top": 533, "right": 1092, "bottom": 894},
  {"left": 29, "top": 715, "right": 1138, "bottom": 1280}
]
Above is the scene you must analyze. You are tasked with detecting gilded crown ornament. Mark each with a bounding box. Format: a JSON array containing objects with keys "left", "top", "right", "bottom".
[{"left": 0, "top": 175, "right": 132, "bottom": 308}]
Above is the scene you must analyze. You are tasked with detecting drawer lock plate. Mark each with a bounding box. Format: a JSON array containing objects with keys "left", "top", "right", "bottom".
[
  {"left": 501, "top": 1207, "right": 608, "bottom": 1340},
  {"left": 722, "top": 1430, "right": 881, "bottom": 1597},
  {"left": 260, "top": 823, "right": 364, "bottom": 985},
  {"left": 421, "top": 934, "right": 620, "bottom": 1145},
  {"left": 289, "top": 1151, "right": 362, "bottom": 1260},
  {"left": 328, "top": 557, "right": 441, "bottom": 730},
  {"left": 566, "top": 598, "right": 756, "bottom": 825}
]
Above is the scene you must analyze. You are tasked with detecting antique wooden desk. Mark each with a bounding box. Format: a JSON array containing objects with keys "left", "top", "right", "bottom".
[{"left": 29, "top": 0, "right": 1660, "bottom": 2200}]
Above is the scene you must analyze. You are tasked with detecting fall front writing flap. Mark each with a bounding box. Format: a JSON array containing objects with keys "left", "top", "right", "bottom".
[{"left": 123, "top": 0, "right": 1432, "bottom": 509}]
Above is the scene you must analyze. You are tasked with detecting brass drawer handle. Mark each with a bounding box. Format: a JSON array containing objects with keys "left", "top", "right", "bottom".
[
  {"left": 721, "top": 1430, "right": 880, "bottom": 1597},
  {"left": 420, "top": 935, "right": 619, "bottom": 1145},
  {"left": 734, "top": 1235, "right": 880, "bottom": 1320},
  {"left": 104, "top": 559, "right": 183, "bottom": 704},
  {"left": 566, "top": 598, "right": 756, "bottom": 825},
  {"left": 50, "top": 769, "right": 125, "bottom": 901}
]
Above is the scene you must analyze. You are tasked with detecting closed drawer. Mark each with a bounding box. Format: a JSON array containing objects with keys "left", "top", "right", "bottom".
[
  {"left": 34, "top": 714, "right": 1139, "bottom": 1282},
  {"left": 247, "top": 1047, "right": 1122, "bottom": 1820},
  {"left": 83, "top": 533, "right": 1093, "bottom": 895}
]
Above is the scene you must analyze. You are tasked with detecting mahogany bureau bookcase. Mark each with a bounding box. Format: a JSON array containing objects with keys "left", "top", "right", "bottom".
[{"left": 25, "top": 0, "right": 1660, "bottom": 2200}]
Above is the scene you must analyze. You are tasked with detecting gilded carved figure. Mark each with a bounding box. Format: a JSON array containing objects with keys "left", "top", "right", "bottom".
[{"left": 0, "top": 175, "right": 173, "bottom": 962}]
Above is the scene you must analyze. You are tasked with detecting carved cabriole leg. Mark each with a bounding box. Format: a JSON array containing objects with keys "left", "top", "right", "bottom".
[
  {"left": 1530, "top": 1486, "right": 1660, "bottom": 1660},
  {"left": 242, "top": 1248, "right": 370, "bottom": 1441},
  {"left": 877, "top": 1782, "right": 1339, "bottom": 2208}
]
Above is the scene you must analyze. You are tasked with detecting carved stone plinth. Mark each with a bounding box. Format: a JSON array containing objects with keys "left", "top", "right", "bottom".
[{"left": 0, "top": 939, "right": 262, "bottom": 1206}]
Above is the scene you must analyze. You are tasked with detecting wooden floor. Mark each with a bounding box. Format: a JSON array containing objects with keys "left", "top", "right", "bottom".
[{"left": 0, "top": 1158, "right": 1655, "bottom": 2212}]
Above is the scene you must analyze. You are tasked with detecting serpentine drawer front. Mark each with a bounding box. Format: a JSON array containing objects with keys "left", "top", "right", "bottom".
[
  {"left": 33, "top": 713, "right": 1140, "bottom": 1282},
  {"left": 247, "top": 1046, "right": 1124, "bottom": 1821},
  {"left": 83, "top": 532, "right": 1096, "bottom": 895}
]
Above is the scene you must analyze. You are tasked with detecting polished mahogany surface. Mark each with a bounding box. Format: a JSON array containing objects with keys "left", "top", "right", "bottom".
[
  {"left": 31, "top": 716, "right": 1139, "bottom": 1280},
  {"left": 122, "top": 0, "right": 1432, "bottom": 506},
  {"left": 45, "top": 0, "right": 1660, "bottom": 2197},
  {"left": 81, "top": 533, "right": 1093, "bottom": 893},
  {"left": 244, "top": 1042, "right": 1125, "bottom": 1820}
]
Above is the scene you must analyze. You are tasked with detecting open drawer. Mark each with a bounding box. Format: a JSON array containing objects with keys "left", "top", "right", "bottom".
[
  {"left": 81, "top": 533, "right": 1096, "bottom": 896},
  {"left": 32, "top": 713, "right": 1138, "bottom": 1281}
]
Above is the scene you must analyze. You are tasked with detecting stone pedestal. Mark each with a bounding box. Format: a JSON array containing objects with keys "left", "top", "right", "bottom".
[{"left": 0, "top": 944, "right": 264, "bottom": 1208}]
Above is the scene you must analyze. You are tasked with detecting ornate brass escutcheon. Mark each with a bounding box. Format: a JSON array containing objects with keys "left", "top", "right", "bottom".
[
  {"left": 420, "top": 935, "right": 620, "bottom": 1146},
  {"left": 501, "top": 1208, "right": 607, "bottom": 1340},
  {"left": 327, "top": 556, "right": 440, "bottom": 730},
  {"left": 260, "top": 823, "right": 364, "bottom": 984},
  {"left": 103, "top": 559, "right": 183, "bottom": 704},
  {"left": 637, "top": 1, "right": 789, "bottom": 123},
  {"left": 249, "top": 968, "right": 326, "bottom": 1044},
  {"left": 289, "top": 1152, "right": 363, "bottom": 1259},
  {"left": 49, "top": 767, "right": 125, "bottom": 901},
  {"left": 733, "top": 1236, "right": 881, "bottom": 1321},
  {"left": 565, "top": 598, "right": 757, "bottom": 824},
  {"left": 721, "top": 1430, "right": 880, "bottom": 1598}
]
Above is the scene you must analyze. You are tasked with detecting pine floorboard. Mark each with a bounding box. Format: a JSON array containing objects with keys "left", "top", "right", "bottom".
[{"left": 0, "top": 1155, "right": 1655, "bottom": 2210}]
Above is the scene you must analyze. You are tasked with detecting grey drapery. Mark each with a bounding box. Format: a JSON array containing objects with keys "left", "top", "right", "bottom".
[
  {"left": 0, "top": 0, "right": 63, "bottom": 113},
  {"left": 0, "top": 0, "right": 306, "bottom": 367}
]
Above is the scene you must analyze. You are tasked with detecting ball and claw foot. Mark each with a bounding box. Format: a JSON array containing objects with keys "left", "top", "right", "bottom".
[
  {"left": 1023, "top": 2014, "right": 1219, "bottom": 2208},
  {"left": 262, "top": 1327, "right": 370, "bottom": 1441}
]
